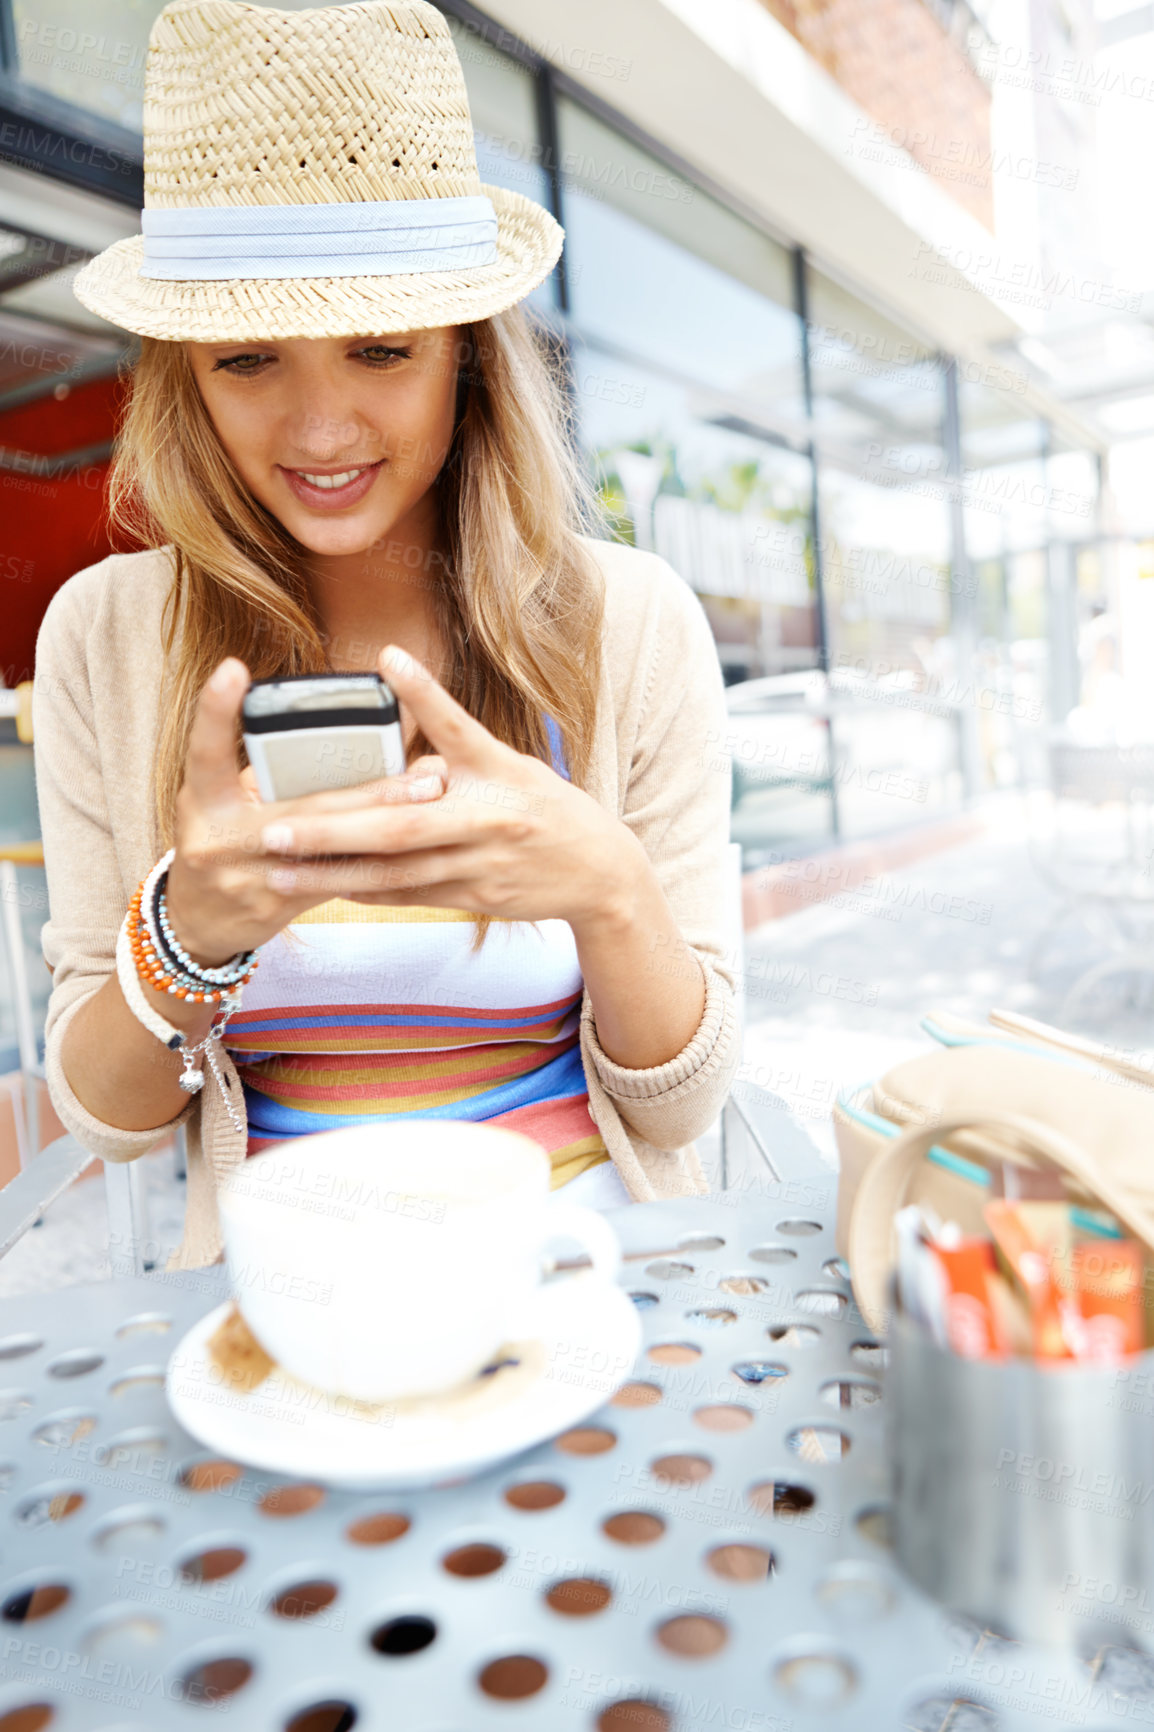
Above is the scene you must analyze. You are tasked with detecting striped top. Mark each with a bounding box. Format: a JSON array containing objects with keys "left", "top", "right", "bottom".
[{"left": 222, "top": 716, "right": 610, "bottom": 1188}]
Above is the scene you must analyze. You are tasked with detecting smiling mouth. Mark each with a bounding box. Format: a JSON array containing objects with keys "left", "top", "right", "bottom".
[{"left": 285, "top": 462, "right": 382, "bottom": 491}]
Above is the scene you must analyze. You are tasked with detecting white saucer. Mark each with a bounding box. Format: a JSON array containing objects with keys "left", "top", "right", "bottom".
[{"left": 165, "top": 1276, "right": 641, "bottom": 1491}]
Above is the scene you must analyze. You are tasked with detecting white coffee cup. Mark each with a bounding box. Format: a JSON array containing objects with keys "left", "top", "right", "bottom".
[{"left": 216, "top": 1120, "right": 621, "bottom": 1403}]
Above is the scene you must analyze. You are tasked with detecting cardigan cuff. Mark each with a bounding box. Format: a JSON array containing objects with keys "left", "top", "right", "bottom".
[
  {"left": 581, "top": 954, "right": 728, "bottom": 1103},
  {"left": 45, "top": 989, "right": 194, "bottom": 1164}
]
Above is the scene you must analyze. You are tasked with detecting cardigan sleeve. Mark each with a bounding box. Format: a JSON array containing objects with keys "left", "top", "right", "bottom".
[
  {"left": 581, "top": 556, "right": 740, "bottom": 1146},
  {"left": 33, "top": 570, "right": 194, "bottom": 1164}
]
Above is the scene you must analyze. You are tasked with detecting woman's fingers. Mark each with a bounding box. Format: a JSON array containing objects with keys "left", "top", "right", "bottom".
[
  {"left": 183, "top": 658, "right": 251, "bottom": 810},
  {"left": 265, "top": 755, "right": 450, "bottom": 819},
  {"left": 261, "top": 846, "right": 469, "bottom": 899},
  {"left": 259, "top": 794, "right": 473, "bottom": 858},
  {"left": 380, "top": 645, "right": 499, "bottom": 767}
]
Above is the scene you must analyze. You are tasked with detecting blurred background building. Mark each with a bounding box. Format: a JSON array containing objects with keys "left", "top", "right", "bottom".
[{"left": 1, "top": 0, "right": 1153, "bottom": 1078}]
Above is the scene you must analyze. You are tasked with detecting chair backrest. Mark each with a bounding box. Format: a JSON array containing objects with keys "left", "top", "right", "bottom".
[{"left": 723, "top": 838, "right": 745, "bottom": 1037}]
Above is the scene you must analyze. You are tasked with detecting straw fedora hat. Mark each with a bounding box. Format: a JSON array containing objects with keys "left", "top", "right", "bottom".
[{"left": 72, "top": 0, "right": 564, "bottom": 342}]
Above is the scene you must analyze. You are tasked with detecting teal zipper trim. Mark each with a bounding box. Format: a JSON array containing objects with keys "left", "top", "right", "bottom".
[
  {"left": 837, "top": 1084, "right": 991, "bottom": 1188},
  {"left": 839, "top": 1083, "right": 1124, "bottom": 1235}
]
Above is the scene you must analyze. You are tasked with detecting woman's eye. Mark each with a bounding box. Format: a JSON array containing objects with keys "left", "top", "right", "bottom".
[
  {"left": 358, "top": 345, "right": 412, "bottom": 365},
  {"left": 212, "top": 353, "right": 269, "bottom": 373}
]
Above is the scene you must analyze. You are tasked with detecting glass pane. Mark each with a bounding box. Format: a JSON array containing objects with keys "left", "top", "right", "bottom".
[
  {"left": 447, "top": 25, "right": 555, "bottom": 317},
  {"left": 11, "top": 0, "right": 160, "bottom": 128},
  {"left": 570, "top": 333, "right": 829, "bottom": 856},
  {"left": 556, "top": 96, "right": 804, "bottom": 431}
]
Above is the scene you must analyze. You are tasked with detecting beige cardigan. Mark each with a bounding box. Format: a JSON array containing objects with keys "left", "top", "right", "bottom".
[{"left": 33, "top": 534, "right": 740, "bottom": 1270}]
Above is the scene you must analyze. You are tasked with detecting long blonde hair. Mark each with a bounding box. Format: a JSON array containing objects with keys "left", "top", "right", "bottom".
[{"left": 106, "top": 307, "right": 609, "bottom": 949}]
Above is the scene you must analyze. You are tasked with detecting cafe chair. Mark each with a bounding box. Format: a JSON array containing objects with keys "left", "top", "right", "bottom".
[
  {"left": 1027, "top": 735, "right": 1154, "bottom": 1022},
  {"left": 0, "top": 679, "right": 157, "bottom": 1275}
]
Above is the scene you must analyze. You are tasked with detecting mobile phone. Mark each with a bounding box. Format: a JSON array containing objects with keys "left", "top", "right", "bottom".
[{"left": 242, "top": 672, "right": 406, "bottom": 801}]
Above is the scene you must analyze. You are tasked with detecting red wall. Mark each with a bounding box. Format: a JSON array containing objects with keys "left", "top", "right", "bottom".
[{"left": 1, "top": 372, "right": 131, "bottom": 687}]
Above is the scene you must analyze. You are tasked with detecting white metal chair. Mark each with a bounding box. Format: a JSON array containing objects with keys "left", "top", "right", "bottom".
[{"left": 1027, "top": 737, "right": 1154, "bottom": 1023}]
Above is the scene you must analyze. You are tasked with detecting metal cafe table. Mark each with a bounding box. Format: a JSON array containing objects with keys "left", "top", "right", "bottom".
[{"left": 0, "top": 1090, "right": 1145, "bottom": 1731}]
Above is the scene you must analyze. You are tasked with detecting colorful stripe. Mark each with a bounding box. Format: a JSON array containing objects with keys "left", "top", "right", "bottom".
[{"left": 227, "top": 711, "right": 610, "bottom": 1186}]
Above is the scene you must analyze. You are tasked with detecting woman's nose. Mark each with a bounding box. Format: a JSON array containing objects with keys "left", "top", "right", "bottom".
[{"left": 286, "top": 404, "right": 380, "bottom": 464}]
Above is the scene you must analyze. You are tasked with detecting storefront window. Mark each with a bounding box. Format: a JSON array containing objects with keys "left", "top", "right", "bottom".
[{"left": 556, "top": 97, "right": 805, "bottom": 436}]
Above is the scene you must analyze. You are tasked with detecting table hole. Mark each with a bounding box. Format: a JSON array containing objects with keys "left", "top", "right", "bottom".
[
  {"left": 345, "top": 1511, "right": 409, "bottom": 1545},
  {"left": 773, "top": 1650, "right": 857, "bottom": 1705},
  {"left": 822, "top": 1257, "right": 851, "bottom": 1282},
  {"left": 850, "top": 1340, "right": 888, "bottom": 1371},
  {"left": 46, "top": 1350, "right": 103, "bottom": 1380},
  {"left": 719, "top": 1274, "right": 768, "bottom": 1296},
  {"left": 646, "top": 1260, "right": 694, "bottom": 1280},
  {"left": 176, "top": 1656, "right": 253, "bottom": 1704},
  {"left": 903, "top": 1695, "right": 999, "bottom": 1730},
  {"left": 370, "top": 1615, "right": 436, "bottom": 1657},
  {"left": 657, "top": 1614, "right": 728, "bottom": 1658},
  {"left": 747, "top": 1480, "right": 816, "bottom": 1518},
  {"left": 816, "top": 1563, "right": 897, "bottom": 1622},
  {"left": 0, "top": 1335, "right": 42, "bottom": 1362},
  {"left": 0, "top": 1392, "right": 32, "bottom": 1422},
  {"left": 545, "top": 1576, "right": 612, "bottom": 1616},
  {"left": 855, "top": 1505, "right": 892, "bottom": 1548},
  {"left": 284, "top": 1704, "right": 358, "bottom": 1732},
  {"left": 15, "top": 1488, "right": 84, "bottom": 1527},
  {"left": 628, "top": 1292, "right": 659, "bottom": 1309},
  {"left": 776, "top": 1220, "right": 822, "bottom": 1237},
  {"left": 180, "top": 1459, "right": 243, "bottom": 1493},
  {"left": 794, "top": 1289, "right": 847, "bottom": 1318},
  {"left": 115, "top": 1313, "right": 173, "bottom": 1338},
  {"left": 92, "top": 1510, "right": 167, "bottom": 1554},
  {"left": 611, "top": 1381, "right": 662, "bottom": 1409},
  {"left": 180, "top": 1546, "right": 246, "bottom": 1584},
  {"left": 269, "top": 1580, "right": 339, "bottom": 1620},
  {"left": 555, "top": 1426, "right": 615, "bottom": 1456},
  {"left": 108, "top": 1368, "right": 165, "bottom": 1398},
  {"left": 441, "top": 1543, "right": 505, "bottom": 1578},
  {"left": 748, "top": 1246, "right": 797, "bottom": 1265},
  {"left": 1084, "top": 1643, "right": 1154, "bottom": 1698},
  {"left": 693, "top": 1403, "right": 754, "bottom": 1433},
  {"left": 651, "top": 1453, "right": 712, "bottom": 1487},
  {"left": 819, "top": 1379, "right": 882, "bottom": 1411},
  {"left": 685, "top": 1307, "right": 737, "bottom": 1327},
  {"left": 0, "top": 1707, "right": 54, "bottom": 1731},
  {"left": 602, "top": 1510, "right": 665, "bottom": 1545},
  {"left": 477, "top": 1654, "right": 548, "bottom": 1699},
  {"left": 767, "top": 1324, "right": 820, "bottom": 1348},
  {"left": 788, "top": 1425, "right": 851, "bottom": 1463},
  {"left": 98, "top": 1428, "right": 169, "bottom": 1469},
  {"left": 598, "top": 1702, "right": 670, "bottom": 1732},
  {"left": 707, "top": 1543, "right": 774, "bottom": 1582},
  {"left": 731, "top": 1360, "right": 788, "bottom": 1386},
  {"left": 1, "top": 1583, "right": 70, "bottom": 1623},
  {"left": 678, "top": 1232, "right": 724, "bottom": 1251},
  {"left": 83, "top": 1612, "right": 164, "bottom": 1654},
  {"left": 504, "top": 1480, "right": 565, "bottom": 1512},
  {"left": 33, "top": 1411, "right": 96, "bottom": 1449},
  {"left": 647, "top": 1342, "right": 701, "bottom": 1366},
  {"left": 261, "top": 1483, "right": 324, "bottom": 1517}
]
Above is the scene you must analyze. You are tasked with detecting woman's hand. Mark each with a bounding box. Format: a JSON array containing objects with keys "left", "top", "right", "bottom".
[
  {"left": 255, "top": 645, "right": 652, "bottom": 936},
  {"left": 165, "top": 658, "right": 447, "bottom": 965}
]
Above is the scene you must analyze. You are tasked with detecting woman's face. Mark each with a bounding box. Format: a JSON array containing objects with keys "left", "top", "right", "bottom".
[{"left": 186, "top": 327, "right": 463, "bottom": 560}]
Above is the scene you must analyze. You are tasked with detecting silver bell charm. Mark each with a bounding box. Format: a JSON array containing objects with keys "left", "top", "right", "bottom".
[{"left": 178, "top": 1064, "right": 205, "bottom": 1094}]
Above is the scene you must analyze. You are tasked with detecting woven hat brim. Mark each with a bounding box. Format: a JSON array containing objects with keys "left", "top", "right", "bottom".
[{"left": 71, "top": 184, "right": 564, "bottom": 341}]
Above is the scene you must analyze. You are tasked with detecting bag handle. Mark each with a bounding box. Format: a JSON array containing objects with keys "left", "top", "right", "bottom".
[{"left": 848, "top": 1111, "right": 1154, "bottom": 1335}]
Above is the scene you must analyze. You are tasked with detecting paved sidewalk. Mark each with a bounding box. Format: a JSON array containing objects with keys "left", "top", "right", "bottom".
[{"left": 3, "top": 795, "right": 1141, "bottom": 1297}]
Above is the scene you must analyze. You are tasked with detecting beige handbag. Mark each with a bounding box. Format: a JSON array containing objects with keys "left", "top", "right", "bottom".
[{"left": 833, "top": 1008, "right": 1154, "bottom": 1333}]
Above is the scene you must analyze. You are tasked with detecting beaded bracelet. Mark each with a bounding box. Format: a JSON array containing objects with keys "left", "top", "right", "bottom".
[{"left": 128, "top": 850, "right": 259, "bottom": 1005}]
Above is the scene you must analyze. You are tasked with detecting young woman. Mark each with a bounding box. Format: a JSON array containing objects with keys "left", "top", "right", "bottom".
[{"left": 34, "top": 0, "right": 739, "bottom": 1271}]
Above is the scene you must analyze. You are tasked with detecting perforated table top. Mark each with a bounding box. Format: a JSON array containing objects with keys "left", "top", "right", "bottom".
[{"left": 0, "top": 1090, "right": 1146, "bottom": 1732}]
